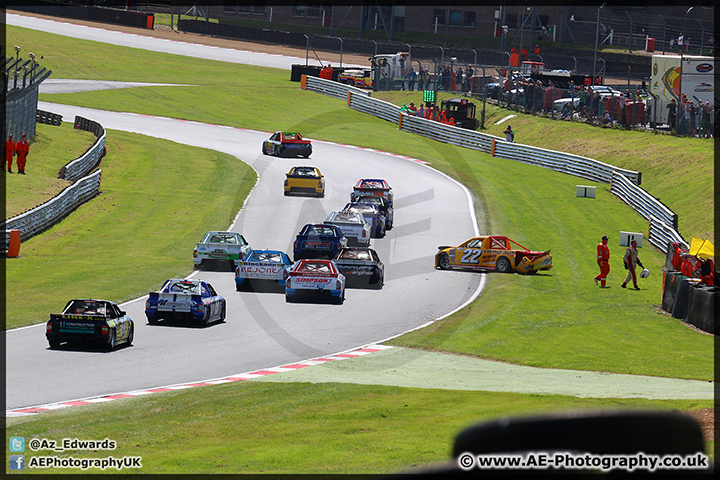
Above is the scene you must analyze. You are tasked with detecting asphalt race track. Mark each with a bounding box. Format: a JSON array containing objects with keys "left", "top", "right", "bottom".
[{"left": 6, "top": 100, "right": 482, "bottom": 409}]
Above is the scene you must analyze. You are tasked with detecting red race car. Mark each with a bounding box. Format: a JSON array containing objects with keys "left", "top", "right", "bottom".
[{"left": 262, "top": 131, "right": 312, "bottom": 158}]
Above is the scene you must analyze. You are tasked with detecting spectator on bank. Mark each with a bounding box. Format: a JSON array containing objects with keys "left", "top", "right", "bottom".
[
  {"left": 687, "top": 100, "right": 697, "bottom": 136},
  {"left": 561, "top": 102, "right": 571, "bottom": 120},
  {"left": 704, "top": 101, "right": 714, "bottom": 138},
  {"left": 592, "top": 90, "right": 601, "bottom": 121},
  {"left": 578, "top": 86, "right": 587, "bottom": 117},
  {"left": 407, "top": 67, "right": 417, "bottom": 91},
  {"left": 503, "top": 125, "right": 515, "bottom": 142},
  {"left": 667, "top": 98, "right": 677, "bottom": 132},
  {"left": 677, "top": 98, "right": 687, "bottom": 135},
  {"left": 618, "top": 93, "right": 628, "bottom": 127}
]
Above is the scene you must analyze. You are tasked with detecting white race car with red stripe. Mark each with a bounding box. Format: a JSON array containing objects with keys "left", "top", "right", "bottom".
[{"left": 285, "top": 259, "right": 345, "bottom": 304}]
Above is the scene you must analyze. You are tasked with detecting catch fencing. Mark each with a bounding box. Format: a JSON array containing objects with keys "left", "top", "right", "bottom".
[{"left": 305, "top": 75, "right": 686, "bottom": 253}]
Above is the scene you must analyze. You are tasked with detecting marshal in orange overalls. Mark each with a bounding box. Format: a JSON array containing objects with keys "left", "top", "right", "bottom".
[{"left": 594, "top": 235, "right": 610, "bottom": 287}]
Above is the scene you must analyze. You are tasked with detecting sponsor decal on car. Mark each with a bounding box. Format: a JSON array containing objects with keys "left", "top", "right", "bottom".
[
  {"left": 294, "top": 277, "right": 332, "bottom": 284},
  {"left": 59, "top": 321, "right": 95, "bottom": 333}
]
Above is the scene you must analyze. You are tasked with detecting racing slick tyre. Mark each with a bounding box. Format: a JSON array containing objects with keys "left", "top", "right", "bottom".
[
  {"left": 48, "top": 338, "right": 61, "bottom": 349},
  {"left": 126, "top": 325, "right": 134, "bottom": 346},
  {"left": 106, "top": 329, "right": 117, "bottom": 351},
  {"left": 148, "top": 315, "right": 158, "bottom": 324},
  {"left": 438, "top": 253, "right": 451, "bottom": 270},
  {"left": 335, "top": 290, "right": 345, "bottom": 304},
  {"left": 203, "top": 308, "right": 210, "bottom": 327},
  {"left": 261, "top": 144, "right": 267, "bottom": 155},
  {"left": 496, "top": 256, "right": 513, "bottom": 273},
  {"left": 220, "top": 303, "right": 226, "bottom": 322}
]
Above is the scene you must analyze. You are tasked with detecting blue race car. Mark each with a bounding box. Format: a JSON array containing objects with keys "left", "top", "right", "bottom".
[
  {"left": 235, "top": 249, "right": 293, "bottom": 290},
  {"left": 145, "top": 279, "right": 226, "bottom": 327}
]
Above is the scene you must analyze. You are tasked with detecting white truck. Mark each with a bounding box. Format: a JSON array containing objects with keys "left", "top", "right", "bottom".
[
  {"left": 324, "top": 211, "right": 371, "bottom": 247},
  {"left": 234, "top": 250, "right": 293, "bottom": 290},
  {"left": 193, "top": 231, "right": 252, "bottom": 271},
  {"left": 370, "top": 52, "right": 410, "bottom": 91},
  {"left": 648, "top": 54, "right": 715, "bottom": 127}
]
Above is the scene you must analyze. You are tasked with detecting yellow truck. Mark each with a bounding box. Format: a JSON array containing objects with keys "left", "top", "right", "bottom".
[{"left": 284, "top": 166, "right": 325, "bottom": 197}]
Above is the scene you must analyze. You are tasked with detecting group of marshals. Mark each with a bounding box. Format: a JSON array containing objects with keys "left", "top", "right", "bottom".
[{"left": 593, "top": 236, "right": 645, "bottom": 290}]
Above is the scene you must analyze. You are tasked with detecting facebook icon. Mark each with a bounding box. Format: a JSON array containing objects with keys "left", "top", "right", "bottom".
[{"left": 9, "top": 455, "right": 25, "bottom": 470}]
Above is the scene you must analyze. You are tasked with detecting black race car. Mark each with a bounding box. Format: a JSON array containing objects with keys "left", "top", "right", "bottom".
[
  {"left": 46, "top": 299, "right": 134, "bottom": 350},
  {"left": 333, "top": 247, "right": 384, "bottom": 288}
]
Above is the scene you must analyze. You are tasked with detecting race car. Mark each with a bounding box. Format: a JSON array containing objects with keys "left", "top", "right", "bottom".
[
  {"left": 293, "top": 223, "right": 348, "bottom": 261},
  {"left": 435, "top": 235, "right": 553, "bottom": 274},
  {"left": 262, "top": 131, "right": 312, "bottom": 158},
  {"left": 333, "top": 247, "right": 384, "bottom": 288},
  {"left": 337, "top": 68, "right": 373, "bottom": 88},
  {"left": 285, "top": 259, "right": 346, "bottom": 304},
  {"left": 324, "top": 210, "right": 371, "bottom": 247},
  {"left": 235, "top": 249, "right": 293, "bottom": 289},
  {"left": 46, "top": 299, "right": 134, "bottom": 350},
  {"left": 145, "top": 278, "right": 226, "bottom": 326},
  {"left": 350, "top": 178, "right": 393, "bottom": 206},
  {"left": 343, "top": 202, "right": 386, "bottom": 238},
  {"left": 193, "top": 231, "right": 252, "bottom": 271},
  {"left": 284, "top": 166, "right": 325, "bottom": 197},
  {"left": 355, "top": 195, "right": 394, "bottom": 230}
]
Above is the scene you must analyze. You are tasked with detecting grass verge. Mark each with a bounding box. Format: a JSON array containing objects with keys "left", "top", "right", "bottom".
[
  {"left": 5, "top": 381, "right": 714, "bottom": 474},
  {"left": 6, "top": 130, "right": 256, "bottom": 327}
]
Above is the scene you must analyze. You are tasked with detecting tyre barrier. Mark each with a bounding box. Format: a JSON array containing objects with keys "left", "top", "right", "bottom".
[{"left": 661, "top": 271, "right": 717, "bottom": 335}]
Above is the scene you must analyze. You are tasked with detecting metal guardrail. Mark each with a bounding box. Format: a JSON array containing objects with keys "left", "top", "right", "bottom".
[
  {"left": 305, "top": 75, "right": 370, "bottom": 101},
  {"left": 37, "top": 109, "right": 62, "bottom": 126},
  {"left": 2, "top": 170, "right": 103, "bottom": 253},
  {"left": 58, "top": 116, "right": 106, "bottom": 182},
  {"left": 3, "top": 114, "right": 107, "bottom": 255},
  {"left": 610, "top": 172, "right": 677, "bottom": 229},
  {"left": 334, "top": 77, "right": 643, "bottom": 186},
  {"left": 306, "top": 75, "right": 687, "bottom": 254},
  {"left": 648, "top": 216, "right": 689, "bottom": 252}
]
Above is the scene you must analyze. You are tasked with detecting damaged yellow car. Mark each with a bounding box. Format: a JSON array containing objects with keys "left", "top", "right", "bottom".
[{"left": 435, "top": 235, "right": 552, "bottom": 274}]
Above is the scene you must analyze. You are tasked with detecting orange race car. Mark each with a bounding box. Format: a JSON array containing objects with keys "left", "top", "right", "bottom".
[{"left": 435, "top": 235, "right": 552, "bottom": 274}]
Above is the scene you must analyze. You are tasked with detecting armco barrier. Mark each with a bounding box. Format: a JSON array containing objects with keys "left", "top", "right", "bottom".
[
  {"left": 3, "top": 114, "right": 107, "bottom": 255},
  {"left": 304, "top": 76, "right": 691, "bottom": 254},
  {"left": 610, "top": 172, "right": 677, "bottom": 229},
  {"left": 58, "top": 116, "right": 106, "bottom": 182},
  {"left": 2, "top": 170, "right": 103, "bottom": 251}
]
